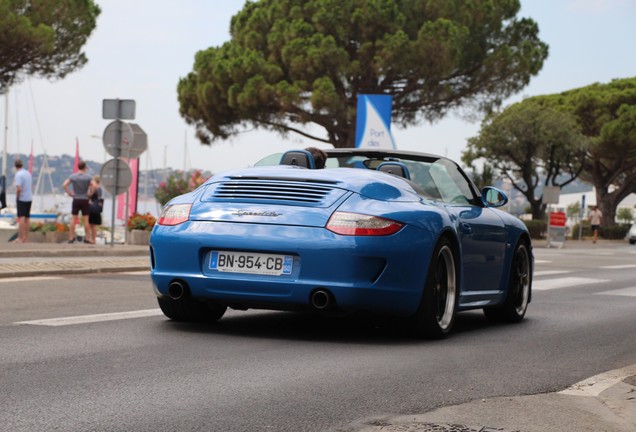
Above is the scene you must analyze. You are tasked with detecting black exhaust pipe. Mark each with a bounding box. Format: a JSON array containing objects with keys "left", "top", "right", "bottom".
[
  {"left": 310, "top": 289, "right": 332, "bottom": 310},
  {"left": 168, "top": 281, "right": 186, "bottom": 300}
]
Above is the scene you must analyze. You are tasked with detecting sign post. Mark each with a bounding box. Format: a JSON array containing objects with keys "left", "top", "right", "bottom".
[
  {"left": 579, "top": 194, "right": 586, "bottom": 241},
  {"left": 102, "top": 99, "right": 136, "bottom": 246},
  {"left": 542, "top": 186, "right": 561, "bottom": 248}
]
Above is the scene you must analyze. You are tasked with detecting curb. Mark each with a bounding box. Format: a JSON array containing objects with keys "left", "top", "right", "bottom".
[
  {"left": 0, "top": 256, "right": 150, "bottom": 278},
  {"left": 349, "top": 365, "right": 636, "bottom": 432}
]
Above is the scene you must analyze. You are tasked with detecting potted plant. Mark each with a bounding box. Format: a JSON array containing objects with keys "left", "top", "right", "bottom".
[
  {"left": 28, "top": 222, "right": 46, "bottom": 243},
  {"left": 127, "top": 212, "right": 157, "bottom": 245}
]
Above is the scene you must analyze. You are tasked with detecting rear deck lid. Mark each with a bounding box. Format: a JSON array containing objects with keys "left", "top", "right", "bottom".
[{"left": 190, "top": 174, "right": 350, "bottom": 227}]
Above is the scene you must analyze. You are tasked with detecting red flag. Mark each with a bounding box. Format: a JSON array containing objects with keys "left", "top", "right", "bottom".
[
  {"left": 29, "top": 142, "right": 34, "bottom": 174},
  {"left": 73, "top": 138, "right": 80, "bottom": 173}
]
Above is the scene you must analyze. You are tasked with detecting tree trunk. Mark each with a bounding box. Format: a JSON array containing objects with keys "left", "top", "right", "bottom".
[{"left": 530, "top": 200, "right": 547, "bottom": 221}]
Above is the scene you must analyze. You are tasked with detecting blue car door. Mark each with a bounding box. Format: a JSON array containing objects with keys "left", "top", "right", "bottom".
[
  {"left": 424, "top": 159, "right": 508, "bottom": 299},
  {"left": 452, "top": 204, "right": 508, "bottom": 294}
]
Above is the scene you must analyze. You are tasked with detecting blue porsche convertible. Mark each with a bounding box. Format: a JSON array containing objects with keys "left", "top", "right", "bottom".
[{"left": 150, "top": 148, "right": 533, "bottom": 338}]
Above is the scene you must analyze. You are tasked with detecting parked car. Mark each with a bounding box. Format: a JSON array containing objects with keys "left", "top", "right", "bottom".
[
  {"left": 150, "top": 148, "right": 533, "bottom": 338},
  {"left": 629, "top": 223, "right": 636, "bottom": 245}
]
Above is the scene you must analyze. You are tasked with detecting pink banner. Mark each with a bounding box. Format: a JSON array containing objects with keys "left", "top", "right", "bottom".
[{"left": 116, "top": 158, "right": 139, "bottom": 221}]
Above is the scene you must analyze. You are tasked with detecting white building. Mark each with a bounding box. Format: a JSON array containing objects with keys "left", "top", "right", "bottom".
[{"left": 557, "top": 188, "right": 636, "bottom": 223}]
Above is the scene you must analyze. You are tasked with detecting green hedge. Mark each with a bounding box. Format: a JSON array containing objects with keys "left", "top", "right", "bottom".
[
  {"left": 570, "top": 221, "right": 630, "bottom": 240},
  {"left": 523, "top": 220, "right": 547, "bottom": 239},
  {"left": 600, "top": 224, "right": 630, "bottom": 240},
  {"left": 570, "top": 221, "right": 592, "bottom": 238}
]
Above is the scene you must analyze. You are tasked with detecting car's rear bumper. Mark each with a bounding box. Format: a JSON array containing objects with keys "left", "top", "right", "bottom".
[{"left": 150, "top": 221, "right": 435, "bottom": 316}]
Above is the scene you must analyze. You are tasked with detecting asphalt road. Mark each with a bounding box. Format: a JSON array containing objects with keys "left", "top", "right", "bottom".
[{"left": 1, "top": 244, "right": 636, "bottom": 432}]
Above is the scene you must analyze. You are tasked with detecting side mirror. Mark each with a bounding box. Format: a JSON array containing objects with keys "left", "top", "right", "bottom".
[{"left": 481, "top": 186, "right": 508, "bottom": 208}]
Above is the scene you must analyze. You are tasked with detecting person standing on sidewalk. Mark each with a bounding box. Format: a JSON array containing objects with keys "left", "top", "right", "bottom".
[
  {"left": 588, "top": 205, "right": 603, "bottom": 244},
  {"left": 13, "top": 159, "right": 32, "bottom": 243},
  {"left": 87, "top": 175, "right": 103, "bottom": 244},
  {"left": 63, "top": 161, "right": 93, "bottom": 244}
]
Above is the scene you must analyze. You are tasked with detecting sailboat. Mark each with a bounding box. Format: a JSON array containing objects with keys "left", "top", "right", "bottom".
[{"left": 1, "top": 83, "right": 58, "bottom": 241}]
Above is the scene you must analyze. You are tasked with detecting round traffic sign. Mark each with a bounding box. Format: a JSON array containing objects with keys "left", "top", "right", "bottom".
[
  {"left": 103, "top": 121, "right": 135, "bottom": 158},
  {"left": 100, "top": 158, "right": 133, "bottom": 196}
]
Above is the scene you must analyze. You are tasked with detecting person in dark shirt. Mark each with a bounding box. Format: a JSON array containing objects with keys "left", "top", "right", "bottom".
[{"left": 63, "top": 161, "right": 93, "bottom": 243}]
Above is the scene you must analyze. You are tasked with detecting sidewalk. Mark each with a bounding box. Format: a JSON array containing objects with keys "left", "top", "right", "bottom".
[
  {"left": 0, "top": 241, "right": 150, "bottom": 278},
  {"left": 352, "top": 364, "right": 636, "bottom": 432}
]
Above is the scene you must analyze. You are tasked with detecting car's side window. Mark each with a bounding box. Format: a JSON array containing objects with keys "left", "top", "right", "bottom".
[{"left": 427, "top": 160, "right": 474, "bottom": 205}]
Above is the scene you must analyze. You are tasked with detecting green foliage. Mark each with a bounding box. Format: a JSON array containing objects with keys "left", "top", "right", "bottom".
[
  {"left": 566, "top": 201, "right": 582, "bottom": 219},
  {"left": 178, "top": 0, "right": 548, "bottom": 148},
  {"left": 522, "top": 219, "right": 547, "bottom": 240},
  {"left": 0, "top": 0, "right": 100, "bottom": 89},
  {"left": 570, "top": 220, "right": 592, "bottom": 239},
  {"left": 570, "top": 221, "right": 630, "bottom": 240},
  {"left": 466, "top": 163, "right": 497, "bottom": 189},
  {"left": 463, "top": 100, "right": 587, "bottom": 220},
  {"left": 154, "top": 175, "right": 188, "bottom": 207},
  {"left": 600, "top": 224, "right": 630, "bottom": 240},
  {"left": 531, "top": 77, "right": 636, "bottom": 227},
  {"left": 616, "top": 207, "right": 634, "bottom": 223},
  {"left": 154, "top": 170, "right": 209, "bottom": 206}
]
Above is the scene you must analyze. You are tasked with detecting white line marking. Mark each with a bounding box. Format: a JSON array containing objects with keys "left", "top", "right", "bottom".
[
  {"left": 118, "top": 271, "right": 150, "bottom": 275},
  {"left": 559, "top": 364, "right": 636, "bottom": 397},
  {"left": 534, "top": 270, "right": 570, "bottom": 277},
  {"left": 0, "top": 276, "right": 63, "bottom": 284},
  {"left": 533, "top": 277, "right": 609, "bottom": 291},
  {"left": 597, "top": 287, "right": 636, "bottom": 297},
  {"left": 534, "top": 260, "right": 551, "bottom": 264},
  {"left": 601, "top": 264, "right": 636, "bottom": 269},
  {"left": 16, "top": 309, "right": 163, "bottom": 326}
]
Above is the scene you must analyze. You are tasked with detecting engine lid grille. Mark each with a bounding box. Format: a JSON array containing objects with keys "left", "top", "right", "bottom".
[{"left": 201, "top": 178, "right": 344, "bottom": 207}]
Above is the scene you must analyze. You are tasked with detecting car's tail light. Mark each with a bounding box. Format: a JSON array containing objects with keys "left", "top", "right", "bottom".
[
  {"left": 326, "top": 212, "right": 404, "bottom": 236},
  {"left": 158, "top": 204, "right": 192, "bottom": 226}
]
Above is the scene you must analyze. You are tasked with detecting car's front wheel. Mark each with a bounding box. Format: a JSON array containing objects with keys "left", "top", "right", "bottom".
[
  {"left": 158, "top": 297, "right": 227, "bottom": 323},
  {"left": 410, "top": 237, "right": 457, "bottom": 339},
  {"left": 484, "top": 240, "right": 531, "bottom": 323}
]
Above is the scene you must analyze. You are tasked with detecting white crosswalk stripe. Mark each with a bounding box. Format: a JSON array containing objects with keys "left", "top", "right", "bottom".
[
  {"left": 533, "top": 277, "right": 609, "bottom": 291},
  {"left": 596, "top": 287, "right": 636, "bottom": 297},
  {"left": 16, "top": 309, "right": 163, "bottom": 326},
  {"left": 534, "top": 270, "right": 570, "bottom": 277},
  {"left": 601, "top": 264, "right": 636, "bottom": 270}
]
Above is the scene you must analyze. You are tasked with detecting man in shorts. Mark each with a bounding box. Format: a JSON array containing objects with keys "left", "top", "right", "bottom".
[
  {"left": 13, "top": 159, "right": 32, "bottom": 243},
  {"left": 588, "top": 205, "right": 603, "bottom": 244},
  {"left": 63, "top": 161, "right": 93, "bottom": 243}
]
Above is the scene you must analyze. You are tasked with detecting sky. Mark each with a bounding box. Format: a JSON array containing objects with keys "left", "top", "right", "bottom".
[{"left": 2, "top": 0, "right": 635, "bottom": 177}]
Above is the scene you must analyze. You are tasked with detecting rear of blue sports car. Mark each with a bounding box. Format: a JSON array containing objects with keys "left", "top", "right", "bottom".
[{"left": 150, "top": 166, "right": 442, "bottom": 320}]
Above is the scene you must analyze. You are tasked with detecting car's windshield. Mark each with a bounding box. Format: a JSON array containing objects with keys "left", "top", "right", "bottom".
[{"left": 328, "top": 155, "right": 475, "bottom": 204}]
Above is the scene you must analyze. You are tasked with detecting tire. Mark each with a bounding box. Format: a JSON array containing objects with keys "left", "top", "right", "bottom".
[
  {"left": 629, "top": 239, "right": 636, "bottom": 245},
  {"left": 410, "top": 238, "right": 458, "bottom": 339},
  {"left": 158, "top": 297, "right": 227, "bottom": 323},
  {"left": 484, "top": 240, "right": 531, "bottom": 323}
]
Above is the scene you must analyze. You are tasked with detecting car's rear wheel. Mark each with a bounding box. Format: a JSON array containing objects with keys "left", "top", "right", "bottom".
[
  {"left": 483, "top": 240, "right": 531, "bottom": 323},
  {"left": 410, "top": 237, "right": 457, "bottom": 339},
  {"left": 158, "top": 297, "right": 227, "bottom": 323}
]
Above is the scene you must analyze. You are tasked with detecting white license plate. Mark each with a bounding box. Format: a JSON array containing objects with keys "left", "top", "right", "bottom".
[{"left": 209, "top": 251, "right": 293, "bottom": 276}]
